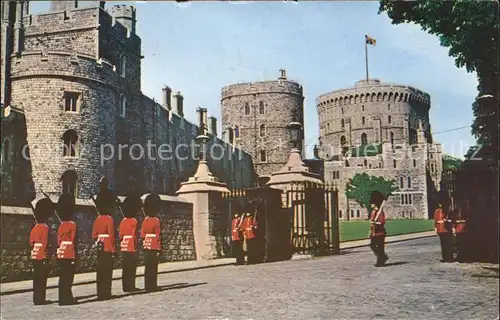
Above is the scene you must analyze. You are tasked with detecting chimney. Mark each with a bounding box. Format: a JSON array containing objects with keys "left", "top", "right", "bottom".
[
  {"left": 172, "top": 91, "right": 184, "bottom": 117},
  {"left": 278, "top": 69, "right": 287, "bottom": 80},
  {"left": 196, "top": 107, "right": 208, "bottom": 134},
  {"left": 208, "top": 117, "right": 217, "bottom": 136},
  {"left": 161, "top": 86, "right": 171, "bottom": 109}
]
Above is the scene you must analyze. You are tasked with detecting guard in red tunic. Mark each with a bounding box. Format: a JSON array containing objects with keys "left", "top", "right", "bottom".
[
  {"left": 231, "top": 214, "right": 244, "bottom": 265},
  {"left": 119, "top": 194, "right": 141, "bottom": 292},
  {"left": 56, "top": 193, "right": 78, "bottom": 305},
  {"left": 369, "top": 191, "right": 389, "bottom": 267},
  {"left": 453, "top": 209, "right": 468, "bottom": 262},
  {"left": 141, "top": 193, "right": 162, "bottom": 292},
  {"left": 92, "top": 180, "right": 117, "bottom": 301},
  {"left": 434, "top": 203, "right": 453, "bottom": 262},
  {"left": 29, "top": 198, "right": 53, "bottom": 305},
  {"left": 241, "top": 212, "right": 258, "bottom": 264}
]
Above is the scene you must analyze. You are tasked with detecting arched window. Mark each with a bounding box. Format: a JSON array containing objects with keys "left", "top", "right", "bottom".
[
  {"left": 341, "top": 119, "right": 345, "bottom": 128},
  {"left": 327, "top": 123, "right": 330, "bottom": 132},
  {"left": 356, "top": 210, "right": 360, "bottom": 218},
  {"left": 341, "top": 108, "right": 344, "bottom": 114},
  {"left": 244, "top": 103, "right": 250, "bottom": 115},
  {"left": 361, "top": 105, "right": 365, "bottom": 112},
  {"left": 407, "top": 176, "right": 411, "bottom": 188},
  {"left": 260, "top": 150, "right": 266, "bottom": 162},
  {"left": 62, "top": 130, "right": 78, "bottom": 157},
  {"left": 234, "top": 125, "right": 240, "bottom": 138},
  {"left": 259, "top": 124, "right": 265, "bottom": 137},
  {"left": 350, "top": 210, "right": 354, "bottom": 218},
  {"left": 362, "top": 116, "right": 365, "bottom": 125},
  {"left": 409, "top": 195, "right": 412, "bottom": 205},
  {"left": 393, "top": 159, "right": 397, "bottom": 168},
  {"left": 61, "top": 170, "right": 78, "bottom": 198},
  {"left": 119, "top": 54, "right": 126, "bottom": 78},
  {"left": 413, "top": 159, "right": 417, "bottom": 167},
  {"left": 431, "top": 163, "right": 435, "bottom": 173},
  {"left": 361, "top": 133, "right": 367, "bottom": 145},
  {"left": 120, "top": 94, "right": 127, "bottom": 118},
  {"left": 390, "top": 131, "right": 394, "bottom": 145},
  {"left": 259, "top": 101, "right": 264, "bottom": 114},
  {"left": 388, "top": 115, "right": 392, "bottom": 124},
  {"left": 405, "top": 194, "right": 409, "bottom": 205},
  {"left": 400, "top": 176, "right": 404, "bottom": 189},
  {"left": 340, "top": 136, "right": 347, "bottom": 146}
]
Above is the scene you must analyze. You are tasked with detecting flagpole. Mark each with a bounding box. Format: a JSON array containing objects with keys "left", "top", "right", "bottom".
[{"left": 365, "top": 37, "right": 369, "bottom": 82}]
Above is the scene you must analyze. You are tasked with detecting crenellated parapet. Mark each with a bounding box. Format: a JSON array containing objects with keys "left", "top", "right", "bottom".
[{"left": 221, "top": 80, "right": 303, "bottom": 100}]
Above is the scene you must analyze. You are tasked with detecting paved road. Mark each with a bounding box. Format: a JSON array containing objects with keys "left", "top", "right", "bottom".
[{"left": 1, "top": 237, "right": 498, "bottom": 319}]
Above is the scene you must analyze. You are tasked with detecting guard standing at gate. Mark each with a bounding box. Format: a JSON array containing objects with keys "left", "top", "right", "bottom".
[
  {"left": 453, "top": 209, "right": 468, "bottom": 262},
  {"left": 369, "top": 191, "right": 389, "bottom": 267},
  {"left": 119, "top": 192, "right": 141, "bottom": 292},
  {"left": 241, "top": 212, "right": 258, "bottom": 264},
  {"left": 141, "top": 193, "right": 162, "bottom": 292},
  {"left": 29, "top": 197, "right": 54, "bottom": 305},
  {"left": 434, "top": 203, "right": 453, "bottom": 262},
  {"left": 56, "top": 193, "right": 78, "bottom": 305},
  {"left": 231, "top": 214, "right": 244, "bottom": 265},
  {"left": 92, "top": 179, "right": 117, "bottom": 301}
]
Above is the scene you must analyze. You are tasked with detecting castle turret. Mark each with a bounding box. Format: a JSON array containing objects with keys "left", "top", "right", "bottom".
[{"left": 109, "top": 4, "right": 136, "bottom": 35}]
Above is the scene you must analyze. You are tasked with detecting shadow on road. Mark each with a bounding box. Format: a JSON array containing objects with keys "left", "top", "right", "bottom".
[
  {"left": 471, "top": 274, "right": 500, "bottom": 279},
  {"left": 379, "top": 261, "right": 408, "bottom": 267},
  {"left": 73, "top": 282, "right": 208, "bottom": 305}
]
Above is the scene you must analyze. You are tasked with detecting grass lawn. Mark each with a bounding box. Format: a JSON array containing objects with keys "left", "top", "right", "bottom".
[{"left": 340, "top": 219, "right": 435, "bottom": 242}]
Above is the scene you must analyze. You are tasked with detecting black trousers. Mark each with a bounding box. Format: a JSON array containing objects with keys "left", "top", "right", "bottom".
[
  {"left": 455, "top": 233, "right": 467, "bottom": 262},
  {"left": 370, "top": 236, "right": 387, "bottom": 265},
  {"left": 231, "top": 240, "right": 244, "bottom": 265},
  {"left": 32, "top": 260, "right": 48, "bottom": 305},
  {"left": 121, "top": 252, "right": 137, "bottom": 292},
  {"left": 58, "top": 259, "right": 76, "bottom": 305},
  {"left": 438, "top": 232, "right": 454, "bottom": 262},
  {"left": 96, "top": 251, "right": 114, "bottom": 300},
  {"left": 246, "top": 238, "right": 257, "bottom": 264},
  {"left": 144, "top": 250, "right": 159, "bottom": 292}
]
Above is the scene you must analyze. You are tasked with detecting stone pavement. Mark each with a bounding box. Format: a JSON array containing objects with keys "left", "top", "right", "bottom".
[
  {"left": 1, "top": 230, "right": 434, "bottom": 295},
  {"left": 1, "top": 236, "right": 498, "bottom": 320}
]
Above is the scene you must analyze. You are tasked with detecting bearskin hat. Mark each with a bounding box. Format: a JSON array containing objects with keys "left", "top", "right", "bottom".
[
  {"left": 370, "top": 191, "right": 384, "bottom": 208},
  {"left": 56, "top": 193, "right": 76, "bottom": 220},
  {"left": 143, "top": 193, "right": 161, "bottom": 217},
  {"left": 34, "top": 198, "right": 54, "bottom": 222}
]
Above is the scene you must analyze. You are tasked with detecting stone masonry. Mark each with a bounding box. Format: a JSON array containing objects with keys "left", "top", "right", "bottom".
[
  {"left": 221, "top": 69, "right": 305, "bottom": 177},
  {"left": 316, "top": 79, "right": 443, "bottom": 219}
]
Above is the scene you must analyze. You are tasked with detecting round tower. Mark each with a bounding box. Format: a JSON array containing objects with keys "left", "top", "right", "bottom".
[
  {"left": 221, "top": 69, "right": 304, "bottom": 177},
  {"left": 316, "top": 79, "right": 431, "bottom": 159}
]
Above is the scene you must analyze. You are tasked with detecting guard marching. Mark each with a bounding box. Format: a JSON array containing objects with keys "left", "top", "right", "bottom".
[
  {"left": 29, "top": 197, "right": 53, "bottom": 305},
  {"left": 92, "top": 178, "right": 117, "bottom": 300},
  {"left": 141, "top": 193, "right": 162, "bottom": 292},
  {"left": 369, "top": 191, "right": 389, "bottom": 267},
  {"left": 453, "top": 209, "right": 468, "bottom": 262},
  {"left": 56, "top": 193, "right": 78, "bottom": 305},
  {"left": 119, "top": 192, "right": 141, "bottom": 292},
  {"left": 241, "top": 212, "right": 258, "bottom": 264},
  {"left": 231, "top": 214, "right": 244, "bottom": 265},
  {"left": 434, "top": 203, "right": 453, "bottom": 262}
]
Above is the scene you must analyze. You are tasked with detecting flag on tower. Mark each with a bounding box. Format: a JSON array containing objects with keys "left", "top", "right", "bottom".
[{"left": 365, "top": 35, "right": 376, "bottom": 46}]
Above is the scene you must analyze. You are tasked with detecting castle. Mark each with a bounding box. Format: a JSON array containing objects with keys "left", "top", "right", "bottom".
[{"left": 1, "top": 0, "right": 442, "bottom": 219}]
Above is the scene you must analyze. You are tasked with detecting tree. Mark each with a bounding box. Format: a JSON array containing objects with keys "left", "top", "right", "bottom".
[
  {"left": 345, "top": 173, "right": 398, "bottom": 216},
  {"left": 442, "top": 154, "right": 463, "bottom": 171},
  {"left": 379, "top": 0, "right": 499, "bottom": 161}
]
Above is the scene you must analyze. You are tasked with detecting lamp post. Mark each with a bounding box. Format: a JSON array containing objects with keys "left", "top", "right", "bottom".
[
  {"left": 196, "top": 133, "right": 209, "bottom": 162},
  {"left": 287, "top": 121, "right": 302, "bottom": 150}
]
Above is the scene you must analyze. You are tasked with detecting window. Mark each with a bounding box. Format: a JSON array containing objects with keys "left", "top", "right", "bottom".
[
  {"left": 119, "top": 94, "right": 127, "bottom": 118},
  {"left": 64, "top": 92, "right": 80, "bottom": 113},
  {"left": 413, "top": 159, "right": 417, "bottom": 167},
  {"left": 327, "top": 123, "right": 330, "bottom": 131},
  {"left": 119, "top": 54, "right": 126, "bottom": 78},
  {"left": 339, "top": 210, "right": 342, "bottom": 218},
  {"left": 361, "top": 133, "right": 367, "bottom": 145},
  {"left": 340, "top": 136, "right": 347, "bottom": 146},
  {"left": 259, "top": 101, "right": 264, "bottom": 114},
  {"left": 409, "top": 211, "right": 413, "bottom": 218},
  {"left": 431, "top": 163, "right": 435, "bottom": 173},
  {"left": 401, "top": 194, "right": 404, "bottom": 205},
  {"left": 341, "top": 119, "right": 345, "bottom": 129},
  {"left": 388, "top": 115, "right": 392, "bottom": 124},
  {"left": 61, "top": 170, "right": 78, "bottom": 198},
  {"left": 405, "top": 194, "right": 409, "bottom": 205},
  {"left": 393, "top": 159, "right": 397, "bottom": 168},
  {"left": 259, "top": 124, "right": 265, "bottom": 137},
  {"left": 244, "top": 103, "right": 250, "bottom": 115},
  {"left": 400, "top": 176, "right": 404, "bottom": 189},
  {"left": 408, "top": 194, "right": 412, "bottom": 205},
  {"left": 407, "top": 176, "right": 411, "bottom": 188},
  {"left": 62, "top": 130, "right": 78, "bottom": 157},
  {"left": 350, "top": 210, "right": 354, "bottom": 218},
  {"left": 390, "top": 132, "right": 394, "bottom": 145},
  {"left": 356, "top": 210, "right": 360, "bottom": 218},
  {"left": 228, "top": 128, "right": 234, "bottom": 144},
  {"left": 388, "top": 104, "right": 390, "bottom": 110},
  {"left": 234, "top": 125, "right": 240, "bottom": 138},
  {"left": 260, "top": 150, "right": 266, "bottom": 162},
  {"left": 362, "top": 105, "right": 365, "bottom": 111},
  {"left": 341, "top": 108, "right": 344, "bottom": 114},
  {"left": 362, "top": 117, "right": 365, "bottom": 125},
  {"left": 430, "top": 153, "right": 433, "bottom": 159},
  {"left": 364, "top": 159, "right": 367, "bottom": 167}
]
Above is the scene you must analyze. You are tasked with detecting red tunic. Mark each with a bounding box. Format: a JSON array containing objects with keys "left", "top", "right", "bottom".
[
  {"left": 92, "top": 215, "right": 116, "bottom": 253},
  {"left": 119, "top": 218, "right": 138, "bottom": 252},
  {"left": 434, "top": 208, "right": 448, "bottom": 233},
  {"left": 369, "top": 209, "right": 386, "bottom": 237},
  {"left": 241, "top": 216, "right": 257, "bottom": 239},
  {"left": 30, "top": 223, "right": 49, "bottom": 260},
  {"left": 231, "top": 217, "right": 242, "bottom": 241},
  {"left": 57, "top": 221, "right": 76, "bottom": 259},
  {"left": 141, "top": 217, "right": 161, "bottom": 250}
]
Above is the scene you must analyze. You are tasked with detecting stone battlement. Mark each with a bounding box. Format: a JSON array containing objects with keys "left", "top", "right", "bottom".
[{"left": 221, "top": 80, "right": 303, "bottom": 100}]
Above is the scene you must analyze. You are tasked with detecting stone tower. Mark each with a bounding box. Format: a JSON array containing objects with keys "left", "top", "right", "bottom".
[
  {"left": 221, "top": 69, "right": 305, "bottom": 177},
  {"left": 4, "top": 0, "right": 143, "bottom": 198}
]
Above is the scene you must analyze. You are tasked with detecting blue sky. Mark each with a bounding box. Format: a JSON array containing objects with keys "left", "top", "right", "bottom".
[{"left": 30, "top": 1, "right": 478, "bottom": 159}]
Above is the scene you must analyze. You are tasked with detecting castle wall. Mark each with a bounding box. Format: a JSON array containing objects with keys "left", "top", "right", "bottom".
[
  {"left": 221, "top": 73, "right": 304, "bottom": 177},
  {"left": 0, "top": 195, "right": 196, "bottom": 283}
]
